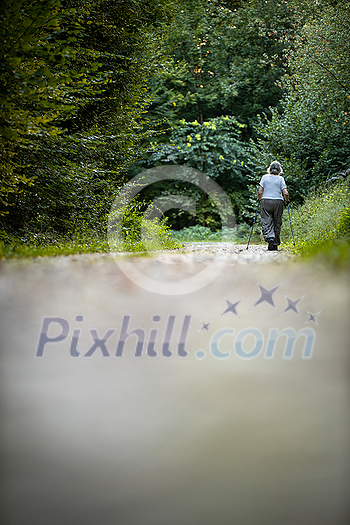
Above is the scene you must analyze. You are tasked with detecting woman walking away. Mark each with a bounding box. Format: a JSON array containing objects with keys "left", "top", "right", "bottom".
[{"left": 258, "top": 161, "right": 289, "bottom": 251}]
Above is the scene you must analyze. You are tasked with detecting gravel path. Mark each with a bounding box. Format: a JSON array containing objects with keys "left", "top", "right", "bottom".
[
  {"left": 1, "top": 240, "right": 349, "bottom": 525},
  {"left": 172, "top": 242, "right": 292, "bottom": 264},
  {"left": 0, "top": 242, "right": 292, "bottom": 269}
]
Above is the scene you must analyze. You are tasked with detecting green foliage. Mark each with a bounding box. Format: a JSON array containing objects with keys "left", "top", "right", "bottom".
[
  {"left": 213, "top": 0, "right": 298, "bottom": 130},
  {"left": 3, "top": 0, "right": 349, "bottom": 255},
  {"left": 336, "top": 205, "right": 350, "bottom": 238},
  {"left": 116, "top": 201, "right": 180, "bottom": 252},
  {"left": 0, "top": 237, "right": 110, "bottom": 259},
  {"left": 0, "top": 0, "right": 78, "bottom": 209},
  {"left": 146, "top": 0, "right": 297, "bottom": 132},
  {"left": 170, "top": 222, "right": 261, "bottom": 243},
  {"left": 135, "top": 0, "right": 299, "bottom": 234},
  {"left": 250, "top": 1, "right": 350, "bottom": 200},
  {"left": 0, "top": 199, "right": 179, "bottom": 258},
  {"left": 171, "top": 224, "right": 234, "bottom": 242},
  {"left": 146, "top": 116, "right": 248, "bottom": 183},
  {"left": 296, "top": 238, "right": 350, "bottom": 267},
  {"left": 0, "top": 0, "right": 175, "bottom": 244},
  {"left": 133, "top": 116, "right": 250, "bottom": 230},
  {"left": 281, "top": 179, "right": 350, "bottom": 262}
]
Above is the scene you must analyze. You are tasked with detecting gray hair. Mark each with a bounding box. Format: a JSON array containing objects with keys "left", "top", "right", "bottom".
[{"left": 268, "top": 161, "right": 283, "bottom": 175}]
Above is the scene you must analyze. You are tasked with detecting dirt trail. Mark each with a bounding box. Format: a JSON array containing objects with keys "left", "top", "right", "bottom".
[
  {"left": 173, "top": 241, "right": 292, "bottom": 261},
  {"left": 0, "top": 246, "right": 349, "bottom": 525}
]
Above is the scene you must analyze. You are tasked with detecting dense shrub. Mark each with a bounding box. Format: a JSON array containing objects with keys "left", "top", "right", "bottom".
[
  {"left": 281, "top": 179, "right": 350, "bottom": 247},
  {"left": 0, "top": 201, "right": 179, "bottom": 259},
  {"left": 248, "top": 3, "right": 350, "bottom": 205},
  {"left": 280, "top": 178, "right": 350, "bottom": 265},
  {"left": 336, "top": 206, "right": 350, "bottom": 238}
]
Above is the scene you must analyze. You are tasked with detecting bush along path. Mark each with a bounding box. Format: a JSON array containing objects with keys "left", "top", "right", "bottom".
[
  {"left": 279, "top": 177, "right": 350, "bottom": 267},
  {"left": 0, "top": 178, "right": 349, "bottom": 268}
]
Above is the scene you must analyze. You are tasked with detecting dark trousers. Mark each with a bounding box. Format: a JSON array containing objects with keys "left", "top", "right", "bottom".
[{"left": 261, "top": 199, "right": 284, "bottom": 245}]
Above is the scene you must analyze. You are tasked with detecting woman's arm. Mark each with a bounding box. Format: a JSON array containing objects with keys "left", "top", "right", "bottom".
[{"left": 258, "top": 186, "right": 264, "bottom": 201}]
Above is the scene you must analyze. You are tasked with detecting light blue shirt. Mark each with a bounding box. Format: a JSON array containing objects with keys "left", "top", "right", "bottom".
[{"left": 259, "top": 174, "right": 286, "bottom": 200}]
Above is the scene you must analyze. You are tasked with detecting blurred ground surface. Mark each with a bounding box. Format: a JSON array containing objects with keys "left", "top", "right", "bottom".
[{"left": 0, "top": 244, "right": 349, "bottom": 525}]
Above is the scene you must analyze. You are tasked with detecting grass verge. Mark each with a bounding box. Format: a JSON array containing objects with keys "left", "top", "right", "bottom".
[{"left": 281, "top": 178, "right": 350, "bottom": 267}]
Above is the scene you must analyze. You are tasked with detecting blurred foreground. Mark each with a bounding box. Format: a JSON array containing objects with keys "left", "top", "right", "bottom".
[{"left": 0, "top": 249, "right": 349, "bottom": 525}]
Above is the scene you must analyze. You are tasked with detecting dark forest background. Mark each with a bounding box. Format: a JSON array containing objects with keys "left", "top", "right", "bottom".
[{"left": 1, "top": 0, "right": 349, "bottom": 250}]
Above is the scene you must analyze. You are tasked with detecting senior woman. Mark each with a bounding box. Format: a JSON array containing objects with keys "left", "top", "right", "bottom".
[{"left": 258, "top": 161, "right": 289, "bottom": 251}]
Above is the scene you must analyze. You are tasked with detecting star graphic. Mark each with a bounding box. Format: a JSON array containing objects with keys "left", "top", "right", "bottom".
[
  {"left": 281, "top": 295, "right": 304, "bottom": 315},
  {"left": 221, "top": 298, "right": 241, "bottom": 316},
  {"left": 198, "top": 320, "right": 212, "bottom": 333},
  {"left": 305, "top": 311, "right": 321, "bottom": 324},
  {"left": 252, "top": 284, "right": 279, "bottom": 308}
]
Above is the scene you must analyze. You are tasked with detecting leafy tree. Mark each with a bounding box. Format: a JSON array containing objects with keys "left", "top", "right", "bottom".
[
  {"left": 146, "top": 0, "right": 298, "bottom": 134},
  {"left": 132, "top": 115, "right": 250, "bottom": 229},
  {"left": 128, "top": 0, "right": 300, "bottom": 230},
  {"left": 249, "top": 1, "right": 350, "bottom": 203},
  {"left": 1, "top": 0, "right": 174, "bottom": 240},
  {"left": 0, "top": 0, "right": 85, "bottom": 212}
]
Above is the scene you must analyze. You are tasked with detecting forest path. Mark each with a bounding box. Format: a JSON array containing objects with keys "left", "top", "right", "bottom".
[
  {"left": 0, "top": 244, "right": 349, "bottom": 525},
  {"left": 171, "top": 241, "right": 291, "bottom": 261}
]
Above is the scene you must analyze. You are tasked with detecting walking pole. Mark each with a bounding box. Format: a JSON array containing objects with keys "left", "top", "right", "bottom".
[
  {"left": 287, "top": 202, "right": 295, "bottom": 247},
  {"left": 246, "top": 201, "right": 260, "bottom": 250}
]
